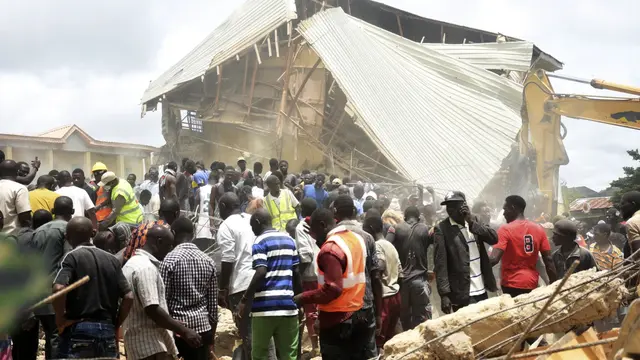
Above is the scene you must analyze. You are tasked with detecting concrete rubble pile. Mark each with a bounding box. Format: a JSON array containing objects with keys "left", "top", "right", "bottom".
[{"left": 384, "top": 269, "right": 629, "bottom": 360}]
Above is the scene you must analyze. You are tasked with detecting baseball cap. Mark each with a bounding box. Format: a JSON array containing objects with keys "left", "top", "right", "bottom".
[
  {"left": 237, "top": 156, "right": 246, "bottom": 163},
  {"left": 98, "top": 171, "right": 117, "bottom": 187},
  {"left": 92, "top": 162, "right": 108, "bottom": 172},
  {"left": 441, "top": 191, "right": 466, "bottom": 205},
  {"left": 332, "top": 178, "right": 342, "bottom": 185}
]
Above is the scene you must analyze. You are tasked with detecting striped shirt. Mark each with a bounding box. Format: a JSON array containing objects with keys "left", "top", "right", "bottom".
[
  {"left": 251, "top": 230, "right": 300, "bottom": 317},
  {"left": 589, "top": 242, "right": 623, "bottom": 270},
  {"left": 450, "top": 218, "right": 485, "bottom": 296},
  {"left": 122, "top": 249, "right": 178, "bottom": 359}
]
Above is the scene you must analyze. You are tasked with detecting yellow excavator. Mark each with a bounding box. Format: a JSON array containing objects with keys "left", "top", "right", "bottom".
[{"left": 521, "top": 69, "right": 640, "bottom": 216}]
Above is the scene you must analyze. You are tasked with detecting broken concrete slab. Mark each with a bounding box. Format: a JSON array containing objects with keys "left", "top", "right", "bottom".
[{"left": 384, "top": 269, "right": 628, "bottom": 359}]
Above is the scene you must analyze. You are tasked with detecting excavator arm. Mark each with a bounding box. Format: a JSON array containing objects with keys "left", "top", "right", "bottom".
[{"left": 521, "top": 69, "right": 640, "bottom": 216}]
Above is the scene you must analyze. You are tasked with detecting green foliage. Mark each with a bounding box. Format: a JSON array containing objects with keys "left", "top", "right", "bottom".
[{"left": 611, "top": 149, "right": 640, "bottom": 204}]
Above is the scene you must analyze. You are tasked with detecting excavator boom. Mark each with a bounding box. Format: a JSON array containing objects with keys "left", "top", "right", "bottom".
[{"left": 522, "top": 70, "right": 640, "bottom": 216}]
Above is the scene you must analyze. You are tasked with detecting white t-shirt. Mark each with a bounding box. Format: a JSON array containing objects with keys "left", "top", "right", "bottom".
[
  {"left": 0, "top": 179, "right": 31, "bottom": 235},
  {"left": 216, "top": 213, "right": 256, "bottom": 295},
  {"left": 56, "top": 186, "right": 95, "bottom": 218}
]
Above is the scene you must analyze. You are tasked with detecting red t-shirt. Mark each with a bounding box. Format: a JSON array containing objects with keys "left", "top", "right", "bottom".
[{"left": 494, "top": 219, "right": 551, "bottom": 290}]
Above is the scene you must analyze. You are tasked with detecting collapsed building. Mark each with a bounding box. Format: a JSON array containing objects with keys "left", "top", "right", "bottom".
[{"left": 140, "top": 0, "right": 563, "bottom": 202}]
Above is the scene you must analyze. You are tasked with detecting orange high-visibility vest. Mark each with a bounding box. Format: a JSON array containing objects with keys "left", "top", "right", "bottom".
[
  {"left": 316, "top": 226, "right": 367, "bottom": 313},
  {"left": 95, "top": 186, "right": 112, "bottom": 221}
]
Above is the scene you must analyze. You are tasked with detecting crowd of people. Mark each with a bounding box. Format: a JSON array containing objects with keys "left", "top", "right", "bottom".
[{"left": 1, "top": 151, "right": 640, "bottom": 360}]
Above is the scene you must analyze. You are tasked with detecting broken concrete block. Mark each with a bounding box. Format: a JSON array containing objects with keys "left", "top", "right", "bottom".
[{"left": 384, "top": 269, "right": 628, "bottom": 359}]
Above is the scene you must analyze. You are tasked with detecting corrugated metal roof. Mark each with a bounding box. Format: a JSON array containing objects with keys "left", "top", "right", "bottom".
[
  {"left": 422, "top": 41, "right": 535, "bottom": 72},
  {"left": 141, "top": 0, "right": 297, "bottom": 104},
  {"left": 569, "top": 197, "right": 613, "bottom": 212},
  {"left": 298, "top": 8, "right": 523, "bottom": 201}
]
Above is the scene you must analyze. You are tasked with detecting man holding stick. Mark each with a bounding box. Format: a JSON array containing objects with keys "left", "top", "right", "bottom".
[{"left": 53, "top": 217, "right": 134, "bottom": 359}]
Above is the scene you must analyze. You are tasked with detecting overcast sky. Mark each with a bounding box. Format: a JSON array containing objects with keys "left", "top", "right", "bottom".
[{"left": 1, "top": 0, "right": 638, "bottom": 191}]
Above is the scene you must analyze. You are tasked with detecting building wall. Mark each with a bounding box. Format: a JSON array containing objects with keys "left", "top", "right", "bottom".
[{"left": 5, "top": 144, "right": 152, "bottom": 184}]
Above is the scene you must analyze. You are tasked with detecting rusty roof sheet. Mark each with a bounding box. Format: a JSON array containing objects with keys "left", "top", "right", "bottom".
[{"left": 569, "top": 197, "right": 614, "bottom": 212}]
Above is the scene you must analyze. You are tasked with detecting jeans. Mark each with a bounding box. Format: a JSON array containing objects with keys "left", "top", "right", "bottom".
[
  {"left": 452, "top": 292, "right": 489, "bottom": 313},
  {"left": 400, "top": 275, "right": 432, "bottom": 330},
  {"left": 175, "top": 330, "right": 212, "bottom": 360},
  {"left": 58, "top": 321, "right": 118, "bottom": 359},
  {"left": 319, "top": 307, "right": 375, "bottom": 360},
  {"left": 228, "top": 291, "right": 276, "bottom": 360}
]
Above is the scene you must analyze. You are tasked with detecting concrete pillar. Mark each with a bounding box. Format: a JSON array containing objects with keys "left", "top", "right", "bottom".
[
  {"left": 3, "top": 146, "right": 12, "bottom": 160},
  {"left": 46, "top": 149, "right": 54, "bottom": 170},
  {"left": 84, "top": 151, "right": 92, "bottom": 175},
  {"left": 117, "top": 154, "right": 125, "bottom": 178},
  {"left": 142, "top": 157, "right": 147, "bottom": 178}
]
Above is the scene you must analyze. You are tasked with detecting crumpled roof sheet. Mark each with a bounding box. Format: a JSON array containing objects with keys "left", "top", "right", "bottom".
[
  {"left": 298, "top": 8, "right": 523, "bottom": 200},
  {"left": 569, "top": 197, "right": 613, "bottom": 212},
  {"left": 422, "top": 41, "right": 535, "bottom": 72},
  {"left": 141, "top": 0, "right": 297, "bottom": 104}
]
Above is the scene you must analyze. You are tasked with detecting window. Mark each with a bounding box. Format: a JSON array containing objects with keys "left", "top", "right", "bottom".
[{"left": 182, "top": 111, "right": 203, "bottom": 133}]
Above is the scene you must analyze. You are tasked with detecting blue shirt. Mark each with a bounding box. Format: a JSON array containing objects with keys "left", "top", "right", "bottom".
[
  {"left": 354, "top": 199, "right": 363, "bottom": 216},
  {"left": 303, "top": 184, "right": 328, "bottom": 209},
  {"left": 251, "top": 230, "right": 300, "bottom": 317},
  {"left": 193, "top": 170, "right": 209, "bottom": 188}
]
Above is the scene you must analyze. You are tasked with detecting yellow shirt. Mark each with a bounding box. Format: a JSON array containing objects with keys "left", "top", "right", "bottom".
[{"left": 29, "top": 188, "right": 59, "bottom": 213}]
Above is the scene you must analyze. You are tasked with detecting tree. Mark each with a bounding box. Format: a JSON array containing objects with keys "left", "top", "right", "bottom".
[{"left": 610, "top": 149, "right": 640, "bottom": 204}]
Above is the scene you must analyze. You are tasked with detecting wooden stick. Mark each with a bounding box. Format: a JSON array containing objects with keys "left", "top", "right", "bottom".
[
  {"left": 503, "top": 260, "right": 580, "bottom": 360},
  {"left": 27, "top": 276, "right": 90, "bottom": 312}
]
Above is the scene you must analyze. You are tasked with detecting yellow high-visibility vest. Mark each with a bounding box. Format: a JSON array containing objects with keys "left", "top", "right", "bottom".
[
  {"left": 111, "top": 180, "right": 143, "bottom": 225},
  {"left": 265, "top": 190, "right": 297, "bottom": 232}
]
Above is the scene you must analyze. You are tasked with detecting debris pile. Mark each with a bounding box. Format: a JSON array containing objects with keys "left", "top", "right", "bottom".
[{"left": 384, "top": 268, "right": 628, "bottom": 359}]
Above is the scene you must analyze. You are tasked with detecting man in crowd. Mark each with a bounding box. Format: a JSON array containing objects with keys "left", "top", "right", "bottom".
[
  {"left": 0, "top": 160, "right": 32, "bottom": 235},
  {"left": 489, "top": 195, "right": 557, "bottom": 298},
  {"left": 294, "top": 198, "right": 320, "bottom": 352},
  {"left": 122, "top": 224, "right": 201, "bottom": 360},
  {"left": 279, "top": 160, "right": 296, "bottom": 189},
  {"left": 161, "top": 217, "right": 218, "bottom": 360},
  {"left": 216, "top": 192, "right": 269, "bottom": 359},
  {"left": 551, "top": 219, "right": 598, "bottom": 277},
  {"left": 296, "top": 208, "right": 369, "bottom": 358},
  {"left": 589, "top": 223, "right": 624, "bottom": 270},
  {"left": 140, "top": 189, "right": 161, "bottom": 222},
  {"left": 262, "top": 158, "right": 279, "bottom": 182},
  {"left": 364, "top": 209, "right": 402, "bottom": 347},
  {"left": 238, "top": 209, "right": 301, "bottom": 360},
  {"left": 53, "top": 217, "right": 134, "bottom": 359},
  {"left": 264, "top": 175, "right": 299, "bottom": 232},
  {"left": 15, "top": 158, "right": 41, "bottom": 186},
  {"left": 237, "top": 157, "right": 248, "bottom": 174},
  {"left": 253, "top": 161, "right": 263, "bottom": 181},
  {"left": 192, "top": 162, "right": 209, "bottom": 190},
  {"left": 139, "top": 167, "right": 160, "bottom": 196},
  {"left": 193, "top": 172, "right": 216, "bottom": 243},
  {"left": 72, "top": 168, "right": 97, "bottom": 204},
  {"left": 159, "top": 161, "right": 178, "bottom": 202},
  {"left": 30, "top": 196, "right": 75, "bottom": 359},
  {"left": 127, "top": 173, "right": 137, "bottom": 189},
  {"left": 55, "top": 170, "right": 97, "bottom": 229},
  {"left": 605, "top": 208, "right": 627, "bottom": 251},
  {"left": 124, "top": 199, "right": 181, "bottom": 263},
  {"left": 621, "top": 191, "right": 640, "bottom": 259},
  {"left": 92, "top": 222, "right": 133, "bottom": 257},
  {"left": 210, "top": 166, "right": 238, "bottom": 217},
  {"left": 98, "top": 171, "right": 143, "bottom": 229},
  {"left": 29, "top": 175, "right": 59, "bottom": 214},
  {"left": 177, "top": 159, "right": 197, "bottom": 212},
  {"left": 434, "top": 191, "right": 498, "bottom": 313},
  {"left": 387, "top": 205, "right": 432, "bottom": 329},
  {"left": 304, "top": 174, "right": 328, "bottom": 209},
  {"left": 91, "top": 162, "right": 113, "bottom": 226},
  {"left": 332, "top": 194, "right": 381, "bottom": 358}
]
